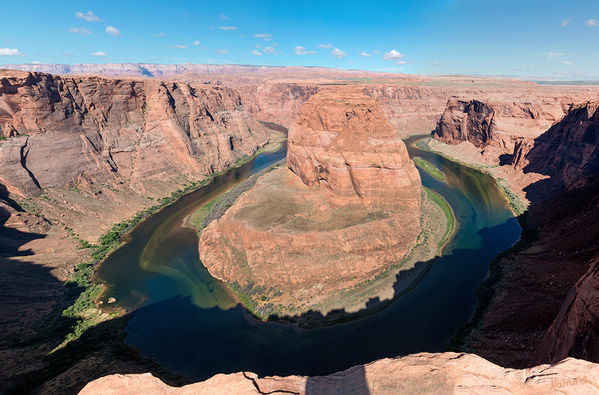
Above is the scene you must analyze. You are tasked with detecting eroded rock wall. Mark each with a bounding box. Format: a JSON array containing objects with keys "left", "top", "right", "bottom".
[
  {"left": 445, "top": 100, "right": 599, "bottom": 367},
  {"left": 521, "top": 102, "right": 599, "bottom": 190},
  {"left": 0, "top": 70, "right": 274, "bottom": 198},
  {"left": 433, "top": 97, "right": 565, "bottom": 155},
  {"left": 287, "top": 88, "right": 422, "bottom": 211}
]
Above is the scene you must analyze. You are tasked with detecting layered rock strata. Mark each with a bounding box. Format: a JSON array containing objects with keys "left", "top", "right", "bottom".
[
  {"left": 0, "top": 70, "right": 275, "bottom": 198},
  {"left": 199, "top": 89, "right": 422, "bottom": 316},
  {"left": 519, "top": 101, "right": 599, "bottom": 190},
  {"left": 439, "top": 101, "right": 599, "bottom": 367},
  {"left": 286, "top": 89, "right": 422, "bottom": 211},
  {"left": 433, "top": 97, "right": 565, "bottom": 156}
]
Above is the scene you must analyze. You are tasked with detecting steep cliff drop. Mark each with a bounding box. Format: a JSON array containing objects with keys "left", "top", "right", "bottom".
[
  {"left": 0, "top": 70, "right": 283, "bottom": 242},
  {"left": 433, "top": 97, "right": 565, "bottom": 159},
  {"left": 0, "top": 70, "right": 276, "bottom": 198},
  {"left": 433, "top": 100, "right": 599, "bottom": 368},
  {"left": 199, "top": 88, "right": 422, "bottom": 322}
]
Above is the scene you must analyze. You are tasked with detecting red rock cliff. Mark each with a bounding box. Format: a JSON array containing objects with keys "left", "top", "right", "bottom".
[
  {"left": 433, "top": 97, "right": 565, "bottom": 152},
  {"left": 451, "top": 101, "right": 599, "bottom": 368},
  {"left": 0, "top": 70, "right": 274, "bottom": 198},
  {"left": 287, "top": 88, "right": 422, "bottom": 211},
  {"left": 521, "top": 102, "right": 599, "bottom": 190}
]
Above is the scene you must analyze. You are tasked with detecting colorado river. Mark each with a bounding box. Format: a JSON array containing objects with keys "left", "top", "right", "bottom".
[{"left": 95, "top": 135, "right": 521, "bottom": 380}]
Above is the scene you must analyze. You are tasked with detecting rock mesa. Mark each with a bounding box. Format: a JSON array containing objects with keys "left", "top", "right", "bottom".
[{"left": 199, "top": 89, "right": 421, "bottom": 316}]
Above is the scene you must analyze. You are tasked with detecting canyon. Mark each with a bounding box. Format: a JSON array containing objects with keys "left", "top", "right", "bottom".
[{"left": 1, "top": 64, "right": 599, "bottom": 393}]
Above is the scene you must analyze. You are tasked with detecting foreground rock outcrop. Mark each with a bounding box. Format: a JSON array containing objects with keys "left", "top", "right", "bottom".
[
  {"left": 199, "top": 89, "right": 421, "bottom": 318},
  {"left": 80, "top": 352, "right": 599, "bottom": 394}
]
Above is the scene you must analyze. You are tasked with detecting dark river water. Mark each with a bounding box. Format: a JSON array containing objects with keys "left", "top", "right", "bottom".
[{"left": 95, "top": 136, "right": 521, "bottom": 380}]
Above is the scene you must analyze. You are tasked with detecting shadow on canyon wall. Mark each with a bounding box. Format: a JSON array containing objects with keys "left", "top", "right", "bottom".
[
  {"left": 0, "top": 183, "right": 190, "bottom": 394},
  {"left": 447, "top": 118, "right": 599, "bottom": 368},
  {"left": 0, "top": 182, "right": 78, "bottom": 391}
]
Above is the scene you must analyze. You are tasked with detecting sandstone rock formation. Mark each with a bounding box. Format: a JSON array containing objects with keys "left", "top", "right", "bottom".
[
  {"left": 520, "top": 101, "right": 599, "bottom": 190},
  {"left": 433, "top": 97, "right": 565, "bottom": 155},
  {"left": 234, "top": 83, "right": 318, "bottom": 127},
  {"left": 0, "top": 70, "right": 276, "bottom": 198},
  {"left": 540, "top": 254, "right": 599, "bottom": 364},
  {"left": 287, "top": 88, "right": 422, "bottom": 211},
  {"left": 438, "top": 100, "right": 599, "bottom": 368},
  {"left": 80, "top": 352, "right": 599, "bottom": 394},
  {"left": 199, "top": 89, "right": 422, "bottom": 317},
  {"left": 364, "top": 85, "right": 454, "bottom": 136}
]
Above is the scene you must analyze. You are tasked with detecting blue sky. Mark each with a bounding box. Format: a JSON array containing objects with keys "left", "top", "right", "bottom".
[{"left": 2, "top": 0, "right": 599, "bottom": 79}]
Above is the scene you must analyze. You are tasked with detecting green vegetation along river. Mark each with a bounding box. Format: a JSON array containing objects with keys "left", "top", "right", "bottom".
[{"left": 95, "top": 136, "right": 521, "bottom": 381}]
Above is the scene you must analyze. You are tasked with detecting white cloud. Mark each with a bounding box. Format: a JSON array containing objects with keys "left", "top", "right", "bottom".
[
  {"left": 171, "top": 44, "right": 187, "bottom": 49},
  {"left": 254, "top": 33, "right": 273, "bottom": 41},
  {"left": 193, "top": 40, "right": 201, "bottom": 46},
  {"left": 105, "top": 26, "right": 121, "bottom": 36},
  {"left": 218, "top": 26, "right": 237, "bottom": 31},
  {"left": 295, "top": 46, "right": 315, "bottom": 55},
  {"left": 220, "top": 14, "right": 230, "bottom": 20},
  {"left": 585, "top": 19, "right": 599, "bottom": 27},
  {"left": 92, "top": 51, "right": 107, "bottom": 57},
  {"left": 154, "top": 32, "right": 165, "bottom": 37},
  {"left": 31, "top": 61, "right": 40, "bottom": 64},
  {"left": 360, "top": 51, "right": 371, "bottom": 57},
  {"left": 75, "top": 11, "right": 101, "bottom": 22},
  {"left": 383, "top": 49, "right": 404, "bottom": 60},
  {"left": 561, "top": 60, "right": 575, "bottom": 65},
  {"left": 331, "top": 48, "right": 346, "bottom": 58},
  {"left": 318, "top": 43, "right": 333, "bottom": 49},
  {"left": 251, "top": 50, "right": 262, "bottom": 56},
  {"left": 372, "top": 50, "right": 380, "bottom": 54},
  {"left": 0, "top": 48, "right": 24, "bottom": 56},
  {"left": 216, "top": 48, "right": 229, "bottom": 54},
  {"left": 263, "top": 46, "right": 277, "bottom": 54},
  {"left": 69, "top": 27, "right": 91, "bottom": 35},
  {"left": 561, "top": 17, "right": 572, "bottom": 27},
  {"left": 432, "top": 60, "right": 441, "bottom": 66},
  {"left": 383, "top": 49, "right": 407, "bottom": 64}
]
